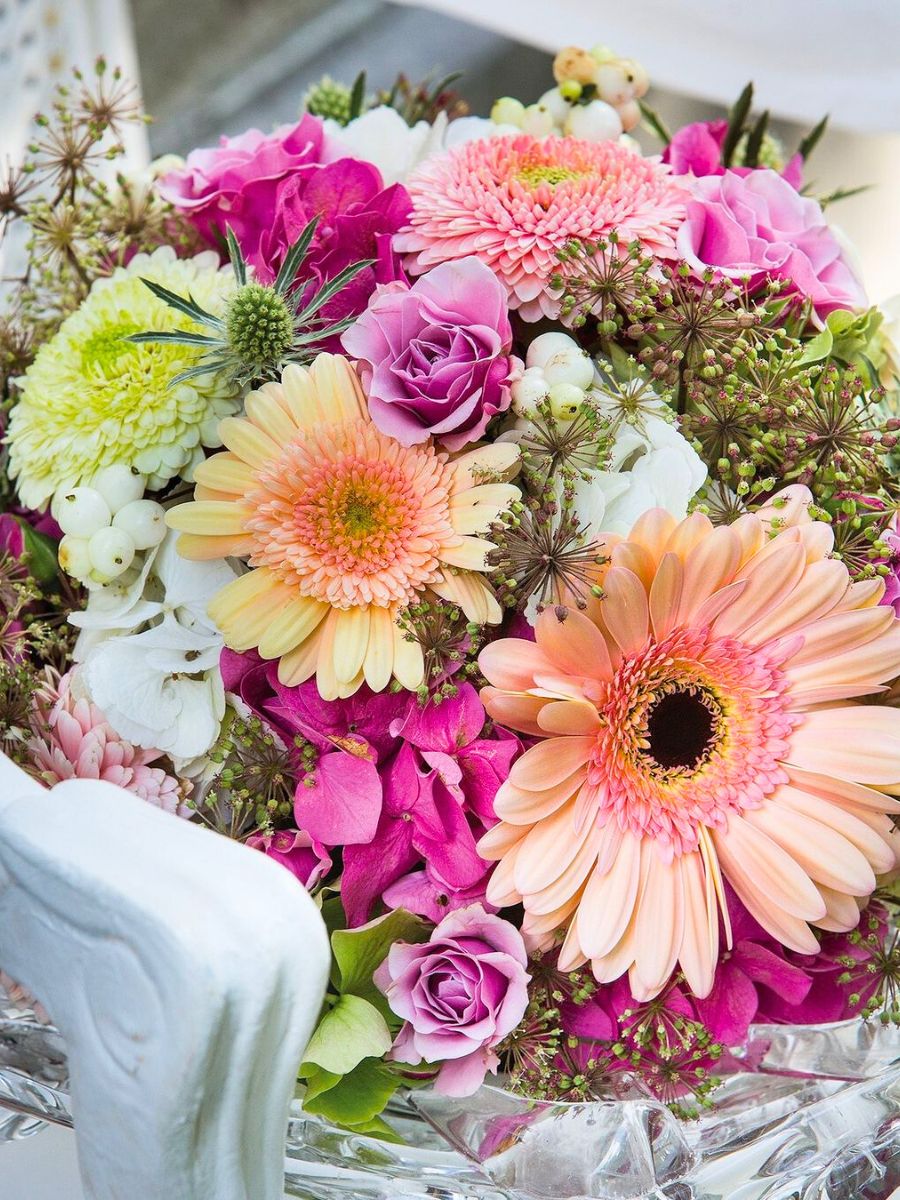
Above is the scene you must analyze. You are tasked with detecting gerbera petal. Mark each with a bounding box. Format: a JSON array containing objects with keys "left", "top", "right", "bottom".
[
  {"left": 392, "top": 616, "right": 425, "bottom": 690},
  {"left": 449, "top": 483, "right": 520, "bottom": 534},
  {"left": 626, "top": 508, "right": 678, "bottom": 567},
  {"left": 510, "top": 735, "right": 595, "bottom": 791},
  {"left": 713, "top": 540, "right": 806, "bottom": 637},
  {"left": 256, "top": 595, "right": 330, "bottom": 660},
  {"left": 648, "top": 552, "right": 683, "bottom": 639},
  {"left": 431, "top": 571, "right": 503, "bottom": 624},
  {"left": 480, "top": 688, "right": 547, "bottom": 737},
  {"left": 218, "top": 416, "right": 283, "bottom": 469},
  {"left": 678, "top": 851, "right": 718, "bottom": 999},
  {"left": 712, "top": 814, "right": 826, "bottom": 921},
  {"left": 743, "top": 799, "right": 876, "bottom": 894},
  {"left": 193, "top": 452, "right": 257, "bottom": 495},
  {"left": 333, "top": 606, "right": 371, "bottom": 684},
  {"left": 677, "top": 525, "right": 741, "bottom": 622},
  {"left": 537, "top": 699, "right": 601, "bottom": 736},
  {"left": 479, "top": 639, "right": 554, "bottom": 691},
  {"left": 439, "top": 536, "right": 495, "bottom": 571},
  {"left": 167, "top": 500, "right": 251, "bottom": 535},
  {"left": 535, "top": 606, "right": 613, "bottom": 681},
  {"left": 244, "top": 386, "right": 303, "bottom": 446},
  {"left": 363, "top": 606, "right": 395, "bottom": 692},
  {"left": 601, "top": 567, "right": 649, "bottom": 654},
  {"left": 786, "top": 707, "right": 900, "bottom": 789},
  {"left": 493, "top": 766, "right": 589, "bottom": 824},
  {"left": 574, "top": 830, "right": 642, "bottom": 959},
  {"left": 514, "top": 800, "right": 592, "bottom": 895}
]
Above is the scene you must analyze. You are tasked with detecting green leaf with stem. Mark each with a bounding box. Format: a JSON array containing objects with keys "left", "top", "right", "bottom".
[
  {"left": 331, "top": 908, "right": 427, "bottom": 1014},
  {"left": 301, "top": 1057, "right": 400, "bottom": 1128},
  {"left": 302, "top": 993, "right": 392, "bottom": 1076},
  {"left": 797, "top": 114, "right": 829, "bottom": 161},
  {"left": 349, "top": 70, "right": 367, "bottom": 121},
  {"left": 128, "top": 330, "right": 223, "bottom": 347},
  {"left": 721, "top": 81, "right": 754, "bottom": 167},
  {"left": 743, "top": 109, "right": 769, "bottom": 168}
]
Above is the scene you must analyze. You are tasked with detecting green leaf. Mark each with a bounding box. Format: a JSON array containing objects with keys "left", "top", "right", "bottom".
[
  {"left": 320, "top": 894, "right": 348, "bottom": 939},
  {"left": 638, "top": 100, "right": 671, "bottom": 144},
  {"left": 742, "top": 109, "right": 769, "bottom": 168},
  {"left": 299, "top": 1064, "right": 342, "bottom": 1104},
  {"left": 818, "top": 183, "right": 871, "bottom": 208},
  {"left": 721, "top": 81, "right": 753, "bottom": 167},
  {"left": 139, "top": 277, "right": 222, "bottom": 329},
  {"left": 343, "top": 1114, "right": 404, "bottom": 1144},
  {"left": 274, "top": 216, "right": 319, "bottom": 295},
  {"left": 302, "top": 1056, "right": 399, "bottom": 1127},
  {"left": 169, "top": 358, "right": 232, "bottom": 386},
  {"left": 224, "top": 225, "right": 247, "bottom": 286},
  {"left": 302, "top": 993, "right": 391, "bottom": 1075},
  {"left": 798, "top": 113, "right": 828, "bottom": 162},
  {"left": 331, "top": 908, "right": 427, "bottom": 1007},
  {"left": 798, "top": 325, "right": 833, "bottom": 365},
  {"left": 349, "top": 70, "right": 367, "bottom": 121},
  {"left": 19, "top": 522, "right": 58, "bottom": 584}
]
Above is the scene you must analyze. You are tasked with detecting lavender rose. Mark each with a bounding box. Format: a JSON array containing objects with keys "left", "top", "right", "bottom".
[
  {"left": 342, "top": 256, "right": 519, "bottom": 451},
  {"left": 676, "top": 168, "right": 866, "bottom": 321},
  {"left": 374, "top": 904, "right": 530, "bottom": 1096}
]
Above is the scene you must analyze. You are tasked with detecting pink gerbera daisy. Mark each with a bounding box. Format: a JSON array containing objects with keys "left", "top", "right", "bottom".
[
  {"left": 478, "top": 488, "right": 900, "bottom": 1001},
  {"left": 395, "top": 134, "right": 687, "bottom": 321}
]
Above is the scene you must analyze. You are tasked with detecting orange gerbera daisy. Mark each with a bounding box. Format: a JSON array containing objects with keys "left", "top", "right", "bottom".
[
  {"left": 478, "top": 488, "right": 900, "bottom": 1001},
  {"left": 168, "top": 354, "right": 518, "bottom": 699}
]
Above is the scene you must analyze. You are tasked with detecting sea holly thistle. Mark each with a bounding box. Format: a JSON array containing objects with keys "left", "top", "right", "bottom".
[{"left": 130, "top": 218, "right": 374, "bottom": 389}]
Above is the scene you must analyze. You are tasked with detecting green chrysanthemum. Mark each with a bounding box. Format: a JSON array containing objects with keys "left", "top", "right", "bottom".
[{"left": 7, "top": 246, "right": 239, "bottom": 509}]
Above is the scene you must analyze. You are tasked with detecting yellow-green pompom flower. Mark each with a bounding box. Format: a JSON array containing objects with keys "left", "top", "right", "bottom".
[{"left": 7, "top": 247, "right": 239, "bottom": 510}]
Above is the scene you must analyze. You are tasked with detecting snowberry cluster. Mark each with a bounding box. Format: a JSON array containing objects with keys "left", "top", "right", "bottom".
[
  {"left": 53, "top": 466, "right": 167, "bottom": 587},
  {"left": 491, "top": 45, "right": 648, "bottom": 144},
  {"left": 511, "top": 332, "right": 594, "bottom": 420}
]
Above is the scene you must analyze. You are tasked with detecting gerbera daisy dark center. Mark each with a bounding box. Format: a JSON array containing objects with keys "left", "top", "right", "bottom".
[{"left": 645, "top": 688, "right": 717, "bottom": 771}]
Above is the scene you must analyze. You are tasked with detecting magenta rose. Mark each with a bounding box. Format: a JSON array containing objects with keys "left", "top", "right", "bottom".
[
  {"left": 342, "top": 257, "right": 519, "bottom": 451},
  {"left": 663, "top": 119, "right": 802, "bottom": 188},
  {"left": 158, "top": 115, "right": 326, "bottom": 249},
  {"left": 375, "top": 904, "right": 529, "bottom": 1096},
  {"left": 676, "top": 169, "right": 866, "bottom": 320}
]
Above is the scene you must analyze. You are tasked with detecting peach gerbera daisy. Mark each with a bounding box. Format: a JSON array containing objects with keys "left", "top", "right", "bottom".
[
  {"left": 478, "top": 487, "right": 900, "bottom": 1001},
  {"left": 167, "top": 354, "right": 518, "bottom": 699},
  {"left": 395, "top": 134, "right": 686, "bottom": 321}
]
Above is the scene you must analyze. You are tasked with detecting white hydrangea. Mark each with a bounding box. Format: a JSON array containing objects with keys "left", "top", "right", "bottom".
[{"left": 70, "top": 530, "right": 237, "bottom": 763}]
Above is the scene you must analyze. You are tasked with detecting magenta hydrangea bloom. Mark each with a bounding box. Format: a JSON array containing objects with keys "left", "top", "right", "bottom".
[
  {"left": 342, "top": 256, "right": 519, "bottom": 451},
  {"left": 676, "top": 168, "right": 866, "bottom": 320},
  {"left": 880, "top": 524, "right": 900, "bottom": 618},
  {"left": 375, "top": 903, "right": 530, "bottom": 1096},
  {"left": 246, "top": 828, "right": 331, "bottom": 890},
  {"left": 663, "top": 119, "right": 803, "bottom": 188},
  {"left": 341, "top": 684, "right": 519, "bottom": 926}
]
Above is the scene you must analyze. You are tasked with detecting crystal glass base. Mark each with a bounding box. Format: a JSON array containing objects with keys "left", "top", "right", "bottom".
[{"left": 2, "top": 978, "right": 898, "bottom": 1197}]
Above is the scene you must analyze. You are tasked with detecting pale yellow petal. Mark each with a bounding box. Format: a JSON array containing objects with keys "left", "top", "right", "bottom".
[
  {"left": 363, "top": 606, "right": 395, "bottom": 692},
  {"left": 193, "top": 452, "right": 258, "bottom": 496},
  {"left": 333, "top": 606, "right": 371, "bottom": 684},
  {"left": 175, "top": 532, "right": 255, "bottom": 561},
  {"left": 439, "top": 537, "right": 494, "bottom": 571},
  {"left": 449, "top": 442, "right": 520, "bottom": 492},
  {"left": 309, "top": 353, "right": 368, "bottom": 422},
  {"left": 392, "top": 617, "right": 425, "bottom": 690},
  {"left": 430, "top": 572, "right": 502, "bottom": 624},
  {"left": 278, "top": 622, "right": 326, "bottom": 687},
  {"left": 449, "top": 483, "right": 519, "bottom": 534},
  {"left": 244, "top": 385, "right": 302, "bottom": 445},
  {"left": 166, "top": 500, "right": 250, "bottom": 536},
  {"left": 257, "top": 595, "right": 330, "bottom": 660},
  {"left": 219, "top": 416, "right": 282, "bottom": 469}
]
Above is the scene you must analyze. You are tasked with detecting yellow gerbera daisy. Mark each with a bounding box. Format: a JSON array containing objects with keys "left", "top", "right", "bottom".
[{"left": 168, "top": 354, "right": 519, "bottom": 699}]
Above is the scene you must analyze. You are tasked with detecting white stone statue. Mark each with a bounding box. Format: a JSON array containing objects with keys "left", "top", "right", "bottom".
[{"left": 0, "top": 754, "right": 330, "bottom": 1200}]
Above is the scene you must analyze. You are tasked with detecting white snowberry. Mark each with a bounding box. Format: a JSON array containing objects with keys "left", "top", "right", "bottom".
[
  {"left": 564, "top": 100, "right": 623, "bottom": 143},
  {"left": 542, "top": 349, "right": 595, "bottom": 391},
  {"left": 90, "top": 464, "right": 145, "bottom": 514},
  {"left": 520, "top": 103, "right": 555, "bottom": 137},
  {"left": 511, "top": 368, "right": 551, "bottom": 418},
  {"left": 54, "top": 486, "right": 112, "bottom": 538},
  {"left": 525, "top": 332, "right": 582, "bottom": 371},
  {"left": 112, "top": 499, "right": 167, "bottom": 551},
  {"left": 490, "top": 96, "right": 526, "bottom": 127},
  {"left": 536, "top": 87, "right": 571, "bottom": 128},
  {"left": 87, "top": 527, "right": 136, "bottom": 579},
  {"left": 58, "top": 535, "right": 93, "bottom": 581},
  {"left": 548, "top": 383, "right": 586, "bottom": 420}
]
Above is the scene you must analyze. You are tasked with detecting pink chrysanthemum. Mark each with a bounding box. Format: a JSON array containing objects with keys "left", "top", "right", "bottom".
[
  {"left": 31, "top": 673, "right": 186, "bottom": 813},
  {"left": 394, "top": 134, "right": 687, "bottom": 321},
  {"left": 478, "top": 487, "right": 900, "bottom": 1002}
]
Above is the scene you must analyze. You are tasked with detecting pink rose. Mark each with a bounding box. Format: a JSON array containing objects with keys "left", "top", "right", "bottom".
[
  {"left": 246, "top": 828, "right": 331, "bottom": 890},
  {"left": 158, "top": 116, "right": 326, "bottom": 250},
  {"left": 676, "top": 169, "right": 866, "bottom": 320},
  {"left": 663, "top": 120, "right": 803, "bottom": 188},
  {"left": 342, "top": 257, "right": 519, "bottom": 451},
  {"left": 375, "top": 904, "right": 529, "bottom": 1096}
]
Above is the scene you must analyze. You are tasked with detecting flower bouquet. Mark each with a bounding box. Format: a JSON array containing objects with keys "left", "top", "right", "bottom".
[{"left": 1, "top": 44, "right": 899, "bottom": 1200}]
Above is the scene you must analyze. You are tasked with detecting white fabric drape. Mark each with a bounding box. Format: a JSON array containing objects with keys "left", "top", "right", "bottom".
[{"left": 390, "top": 0, "right": 900, "bottom": 133}]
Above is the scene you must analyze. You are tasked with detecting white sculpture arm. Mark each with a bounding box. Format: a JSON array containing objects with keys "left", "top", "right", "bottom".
[{"left": 0, "top": 756, "right": 330, "bottom": 1200}]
